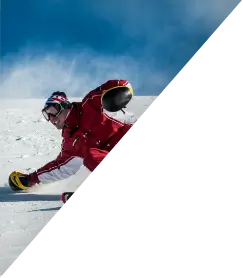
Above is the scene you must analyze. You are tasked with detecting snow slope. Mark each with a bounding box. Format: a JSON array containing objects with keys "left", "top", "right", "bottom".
[{"left": 0, "top": 96, "right": 155, "bottom": 275}]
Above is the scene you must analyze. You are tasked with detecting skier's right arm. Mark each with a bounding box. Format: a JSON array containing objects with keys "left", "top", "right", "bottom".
[
  {"left": 82, "top": 80, "right": 133, "bottom": 111},
  {"left": 28, "top": 141, "right": 83, "bottom": 185}
]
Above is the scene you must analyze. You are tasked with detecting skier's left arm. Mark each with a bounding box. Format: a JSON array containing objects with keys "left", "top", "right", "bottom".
[
  {"left": 82, "top": 79, "right": 133, "bottom": 111},
  {"left": 26, "top": 144, "right": 83, "bottom": 186}
]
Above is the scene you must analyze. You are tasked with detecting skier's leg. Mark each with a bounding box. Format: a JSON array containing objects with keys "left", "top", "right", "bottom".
[
  {"left": 83, "top": 148, "right": 109, "bottom": 172},
  {"left": 62, "top": 192, "right": 74, "bottom": 203}
]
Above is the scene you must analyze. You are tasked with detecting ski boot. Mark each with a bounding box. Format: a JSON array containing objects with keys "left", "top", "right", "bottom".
[{"left": 62, "top": 192, "right": 75, "bottom": 204}]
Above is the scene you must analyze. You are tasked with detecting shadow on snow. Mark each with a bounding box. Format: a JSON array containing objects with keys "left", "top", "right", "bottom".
[
  {"left": 0, "top": 187, "right": 61, "bottom": 202},
  {"left": 28, "top": 207, "right": 61, "bottom": 212}
]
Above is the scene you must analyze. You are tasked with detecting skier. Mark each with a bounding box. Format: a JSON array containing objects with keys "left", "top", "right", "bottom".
[{"left": 8, "top": 79, "right": 134, "bottom": 201}]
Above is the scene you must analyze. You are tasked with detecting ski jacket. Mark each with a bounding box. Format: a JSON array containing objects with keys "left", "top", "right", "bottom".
[{"left": 29, "top": 80, "right": 133, "bottom": 185}]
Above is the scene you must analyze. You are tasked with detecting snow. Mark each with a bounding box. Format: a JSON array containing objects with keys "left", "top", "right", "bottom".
[{"left": 0, "top": 96, "right": 156, "bottom": 275}]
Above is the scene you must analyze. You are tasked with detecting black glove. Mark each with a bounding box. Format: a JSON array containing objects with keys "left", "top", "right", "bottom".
[
  {"left": 101, "top": 86, "right": 133, "bottom": 112},
  {"left": 18, "top": 174, "right": 29, "bottom": 186},
  {"left": 8, "top": 171, "right": 35, "bottom": 191}
]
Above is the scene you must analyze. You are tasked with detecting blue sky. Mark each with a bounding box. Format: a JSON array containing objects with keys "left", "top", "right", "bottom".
[{"left": 0, "top": 0, "right": 240, "bottom": 97}]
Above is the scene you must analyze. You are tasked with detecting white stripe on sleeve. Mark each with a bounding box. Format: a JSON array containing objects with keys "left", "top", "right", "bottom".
[{"left": 38, "top": 157, "right": 83, "bottom": 183}]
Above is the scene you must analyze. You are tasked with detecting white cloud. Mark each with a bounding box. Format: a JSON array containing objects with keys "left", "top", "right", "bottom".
[
  {"left": 0, "top": 50, "right": 169, "bottom": 98},
  {"left": 2, "top": 0, "right": 237, "bottom": 99}
]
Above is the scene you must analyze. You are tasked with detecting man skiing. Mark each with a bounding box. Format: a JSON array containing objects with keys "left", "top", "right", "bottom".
[{"left": 8, "top": 79, "right": 134, "bottom": 198}]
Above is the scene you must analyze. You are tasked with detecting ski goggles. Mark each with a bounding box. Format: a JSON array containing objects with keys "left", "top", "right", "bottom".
[{"left": 42, "top": 103, "right": 64, "bottom": 121}]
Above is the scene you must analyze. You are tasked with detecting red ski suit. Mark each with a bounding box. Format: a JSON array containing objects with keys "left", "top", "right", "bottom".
[{"left": 30, "top": 80, "right": 133, "bottom": 185}]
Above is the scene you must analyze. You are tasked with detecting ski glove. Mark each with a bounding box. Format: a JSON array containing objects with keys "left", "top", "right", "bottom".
[
  {"left": 101, "top": 86, "right": 133, "bottom": 112},
  {"left": 8, "top": 171, "right": 40, "bottom": 191},
  {"left": 27, "top": 171, "right": 40, "bottom": 185}
]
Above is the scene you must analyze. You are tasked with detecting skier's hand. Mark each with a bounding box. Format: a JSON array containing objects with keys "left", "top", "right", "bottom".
[
  {"left": 18, "top": 173, "right": 29, "bottom": 186},
  {"left": 101, "top": 86, "right": 133, "bottom": 112},
  {"left": 9, "top": 171, "right": 30, "bottom": 191},
  {"left": 8, "top": 171, "right": 40, "bottom": 191},
  {"left": 27, "top": 172, "right": 40, "bottom": 186}
]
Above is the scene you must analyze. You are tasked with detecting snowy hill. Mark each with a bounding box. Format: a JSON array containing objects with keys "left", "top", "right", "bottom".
[{"left": 0, "top": 96, "right": 156, "bottom": 275}]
